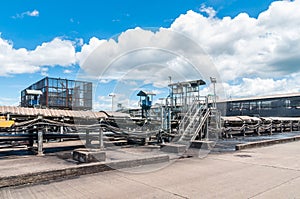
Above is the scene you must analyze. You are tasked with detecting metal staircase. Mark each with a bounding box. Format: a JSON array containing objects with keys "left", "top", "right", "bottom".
[
  {"left": 175, "top": 100, "right": 211, "bottom": 146},
  {"left": 206, "top": 108, "right": 221, "bottom": 141}
]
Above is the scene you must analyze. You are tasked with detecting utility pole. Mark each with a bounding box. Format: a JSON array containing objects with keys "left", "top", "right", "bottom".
[
  {"left": 210, "top": 77, "right": 217, "bottom": 109},
  {"left": 109, "top": 93, "right": 115, "bottom": 111}
]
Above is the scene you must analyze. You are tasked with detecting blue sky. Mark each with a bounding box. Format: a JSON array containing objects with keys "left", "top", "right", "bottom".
[
  {"left": 0, "top": 0, "right": 299, "bottom": 110},
  {"left": 1, "top": 0, "right": 275, "bottom": 48}
]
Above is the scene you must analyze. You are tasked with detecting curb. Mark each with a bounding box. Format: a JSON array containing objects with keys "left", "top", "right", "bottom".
[
  {"left": 235, "top": 136, "right": 300, "bottom": 150},
  {"left": 0, "top": 154, "right": 169, "bottom": 188}
]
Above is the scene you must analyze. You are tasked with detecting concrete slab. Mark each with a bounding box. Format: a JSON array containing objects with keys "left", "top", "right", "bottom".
[
  {"left": 73, "top": 149, "right": 106, "bottom": 163},
  {"left": 190, "top": 140, "right": 215, "bottom": 149},
  {"left": 2, "top": 141, "right": 300, "bottom": 198},
  {"left": 0, "top": 154, "right": 169, "bottom": 188},
  {"left": 236, "top": 135, "right": 300, "bottom": 150},
  {"left": 160, "top": 143, "right": 186, "bottom": 154}
]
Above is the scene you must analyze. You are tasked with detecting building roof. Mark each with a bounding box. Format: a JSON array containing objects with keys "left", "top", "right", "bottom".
[
  {"left": 25, "top": 89, "right": 43, "bottom": 95},
  {"left": 168, "top": 79, "right": 206, "bottom": 87},
  {"left": 137, "top": 90, "right": 156, "bottom": 96},
  {"left": 218, "top": 92, "right": 300, "bottom": 103}
]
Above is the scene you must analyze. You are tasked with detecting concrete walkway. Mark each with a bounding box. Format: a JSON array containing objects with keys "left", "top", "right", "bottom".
[{"left": 1, "top": 141, "right": 300, "bottom": 198}]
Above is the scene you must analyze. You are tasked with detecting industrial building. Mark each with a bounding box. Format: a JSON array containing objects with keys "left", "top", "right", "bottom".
[
  {"left": 20, "top": 77, "right": 92, "bottom": 110},
  {"left": 217, "top": 93, "right": 300, "bottom": 117}
]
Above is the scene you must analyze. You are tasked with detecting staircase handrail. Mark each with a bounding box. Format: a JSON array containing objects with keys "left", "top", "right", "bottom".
[
  {"left": 191, "top": 108, "right": 211, "bottom": 141},
  {"left": 178, "top": 100, "right": 200, "bottom": 132}
]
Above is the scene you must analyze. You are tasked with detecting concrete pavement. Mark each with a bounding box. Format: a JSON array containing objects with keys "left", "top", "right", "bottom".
[{"left": 1, "top": 141, "right": 300, "bottom": 198}]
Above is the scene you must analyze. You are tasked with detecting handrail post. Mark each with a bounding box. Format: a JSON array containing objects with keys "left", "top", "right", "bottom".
[
  {"left": 37, "top": 130, "right": 44, "bottom": 156},
  {"left": 99, "top": 127, "right": 104, "bottom": 149}
]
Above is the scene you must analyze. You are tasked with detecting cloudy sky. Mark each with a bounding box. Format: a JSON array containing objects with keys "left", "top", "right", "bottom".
[{"left": 0, "top": 0, "right": 299, "bottom": 110}]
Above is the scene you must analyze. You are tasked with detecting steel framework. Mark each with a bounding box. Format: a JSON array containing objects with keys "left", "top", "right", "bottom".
[{"left": 21, "top": 77, "right": 92, "bottom": 110}]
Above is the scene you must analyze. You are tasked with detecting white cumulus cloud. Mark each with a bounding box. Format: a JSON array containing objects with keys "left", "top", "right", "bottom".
[
  {"left": 77, "top": 27, "right": 218, "bottom": 87},
  {"left": 63, "top": 69, "right": 73, "bottom": 74},
  {"left": 200, "top": 4, "right": 216, "bottom": 18},
  {"left": 12, "top": 9, "right": 39, "bottom": 19},
  {"left": 77, "top": 0, "right": 300, "bottom": 101},
  {"left": 0, "top": 36, "right": 76, "bottom": 76},
  {"left": 170, "top": 0, "right": 300, "bottom": 97},
  {"left": 27, "top": 9, "right": 39, "bottom": 17}
]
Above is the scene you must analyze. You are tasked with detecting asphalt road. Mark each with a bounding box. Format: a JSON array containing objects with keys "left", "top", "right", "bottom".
[{"left": 1, "top": 141, "right": 300, "bottom": 198}]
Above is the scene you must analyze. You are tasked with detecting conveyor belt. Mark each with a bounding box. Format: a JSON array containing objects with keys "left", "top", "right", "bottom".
[{"left": 0, "top": 106, "right": 130, "bottom": 119}]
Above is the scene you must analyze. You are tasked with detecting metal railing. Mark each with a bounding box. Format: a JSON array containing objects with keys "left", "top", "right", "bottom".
[{"left": 177, "top": 98, "right": 211, "bottom": 144}]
